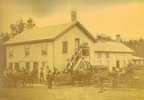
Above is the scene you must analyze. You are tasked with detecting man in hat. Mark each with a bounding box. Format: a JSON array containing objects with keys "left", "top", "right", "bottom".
[
  {"left": 40, "top": 67, "right": 44, "bottom": 83},
  {"left": 47, "top": 70, "right": 53, "bottom": 89},
  {"left": 65, "top": 59, "right": 72, "bottom": 74}
]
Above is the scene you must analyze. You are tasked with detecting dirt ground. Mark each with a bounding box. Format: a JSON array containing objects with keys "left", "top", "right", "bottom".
[{"left": 0, "top": 83, "right": 144, "bottom": 100}]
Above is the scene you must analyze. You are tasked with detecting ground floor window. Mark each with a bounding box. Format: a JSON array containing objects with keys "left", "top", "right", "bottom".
[
  {"left": 15, "top": 62, "right": 19, "bottom": 71},
  {"left": 116, "top": 60, "right": 120, "bottom": 68},
  {"left": 26, "top": 62, "right": 30, "bottom": 71},
  {"left": 97, "top": 61, "right": 101, "bottom": 65},
  {"left": 9, "top": 62, "right": 13, "bottom": 71},
  {"left": 122, "top": 60, "right": 126, "bottom": 67},
  {"left": 42, "top": 62, "right": 47, "bottom": 69},
  {"left": 106, "top": 61, "right": 109, "bottom": 67},
  {"left": 34, "top": 62, "right": 38, "bottom": 70}
]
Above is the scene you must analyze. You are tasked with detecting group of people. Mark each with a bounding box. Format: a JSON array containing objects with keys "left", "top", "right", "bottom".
[{"left": 3, "top": 66, "right": 62, "bottom": 89}]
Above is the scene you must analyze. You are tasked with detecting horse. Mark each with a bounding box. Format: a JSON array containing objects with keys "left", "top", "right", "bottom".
[
  {"left": 5, "top": 71, "right": 34, "bottom": 87},
  {"left": 93, "top": 67, "right": 138, "bottom": 90},
  {"left": 93, "top": 68, "right": 112, "bottom": 89},
  {"left": 72, "top": 68, "right": 93, "bottom": 85}
]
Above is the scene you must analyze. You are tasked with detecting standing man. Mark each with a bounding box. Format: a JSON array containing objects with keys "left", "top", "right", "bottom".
[
  {"left": 47, "top": 71, "right": 53, "bottom": 89},
  {"left": 46, "top": 66, "right": 50, "bottom": 74},
  {"left": 32, "top": 67, "right": 38, "bottom": 83},
  {"left": 65, "top": 59, "right": 72, "bottom": 74},
  {"left": 110, "top": 67, "right": 118, "bottom": 89},
  {"left": 40, "top": 67, "right": 44, "bottom": 83}
]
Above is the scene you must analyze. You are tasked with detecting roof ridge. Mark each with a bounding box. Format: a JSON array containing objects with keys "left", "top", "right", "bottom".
[{"left": 36, "top": 21, "right": 76, "bottom": 29}]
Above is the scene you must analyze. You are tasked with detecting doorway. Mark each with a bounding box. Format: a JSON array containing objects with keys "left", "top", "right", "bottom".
[
  {"left": 75, "top": 38, "right": 80, "bottom": 53},
  {"left": 116, "top": 60, "right": 120, "bottom": 68}
]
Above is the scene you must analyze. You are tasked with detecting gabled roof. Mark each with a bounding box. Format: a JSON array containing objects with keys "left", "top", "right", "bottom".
[
  {"left": 4, "top": 21, "right": 96, "bottom": 45},
  {"left": 132, "top": 56, "right": 144, "bottom": 60},
  {"left": 95, "top": 41, "right": 134, "bottom": 53}
]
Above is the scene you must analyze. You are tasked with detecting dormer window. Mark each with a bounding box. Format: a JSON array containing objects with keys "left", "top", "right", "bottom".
[
  {"left": 25, "top": 44, "right": 30, "bottom": 57},
  {"left": 41, "top": 43, "right": 47, "bottom": 56}
]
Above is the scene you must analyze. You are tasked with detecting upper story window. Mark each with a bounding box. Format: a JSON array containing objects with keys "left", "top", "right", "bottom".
[
  {"left": 97, "top": 53, "right": 101, "bottom": 59},
  {"left": 24, "top": 44, "right": 30, "bottom": 57},
  {"left": 9, "top": 46, "right": 13, "bottom": 57},
  {"left": 105, "top": 53, "right": 109, "bottom": 59},
  {"left": 41, "top": 43, "right": 47, "bottom": 56},
  {"left": 62, "top": 41, "right": 68, "bottom": 54}
]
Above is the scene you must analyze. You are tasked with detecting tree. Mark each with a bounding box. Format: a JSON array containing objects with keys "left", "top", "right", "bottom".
[
  {"left": 96, "top": 34, "right": 113, "bottom": 41},
  {"left": 122, "top": 38, "right": 144, "bottom": 58},
  {"left": 9, "top": 19, "right": 26, "bottom": 37}
]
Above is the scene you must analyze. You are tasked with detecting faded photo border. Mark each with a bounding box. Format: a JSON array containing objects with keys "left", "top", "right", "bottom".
[{"left": 0, "top": 0, "right": 144, "bottom": 100}]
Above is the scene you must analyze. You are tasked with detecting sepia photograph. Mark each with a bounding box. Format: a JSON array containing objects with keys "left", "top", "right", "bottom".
[{"left": 0, "top": 0, "right": 144, "bottom": 100}]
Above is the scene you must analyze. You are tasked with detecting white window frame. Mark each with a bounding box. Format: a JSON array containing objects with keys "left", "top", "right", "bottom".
[
  {"left": 97, "top": 53, "right": 101, "bottom": 59},
  {"left": 24, "top": 44, "right": 30, "bottom": 57},
  {"left": 62, "top": 41, "right": 68, "bottom": 54},
  {"left": 105, "top": 53, "right": 109, "bottom": 59},
  {"left": 26, "top": 62, "right": 30, "bottom": 71},
  {"left": 41, "top": 42, "right": 47, "bottom": 56},
  {"left": 9, "top": 46, "right": 13, "bottom": 57},
  {"left": 9, "top": 62, "right": 13, "bottom": 71}
]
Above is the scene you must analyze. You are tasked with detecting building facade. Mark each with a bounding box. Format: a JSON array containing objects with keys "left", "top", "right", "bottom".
[
  {"left": 4, "top": 11, "right": 137, "bottom": 74},
  {"left": 4, "top": 12, "right": 96, "bottom": 74},
  {"left": 94, "top": 37, "right": 134, "bottom": 71}
]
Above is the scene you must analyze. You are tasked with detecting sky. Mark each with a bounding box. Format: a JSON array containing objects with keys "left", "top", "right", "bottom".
[{"left": 0, "top": 0, "right": 144, "bottom": 40}]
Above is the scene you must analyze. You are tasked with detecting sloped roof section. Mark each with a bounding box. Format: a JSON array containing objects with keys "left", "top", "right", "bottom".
[
  {"left": 4, "top": 21, "right": 96, "bottom": 45},
  {"left": 132, "top": 56, "right": 144, "bottom": 60},
  {"left": 95, "top": 41, "right": 134, "bottom": 53}
]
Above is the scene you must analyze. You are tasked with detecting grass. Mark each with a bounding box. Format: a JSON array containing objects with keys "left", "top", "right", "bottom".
[{"left": 0, "top": 83, "right": 144, "bottom": 100}]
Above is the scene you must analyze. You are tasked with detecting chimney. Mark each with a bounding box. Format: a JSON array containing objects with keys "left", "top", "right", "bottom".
[
  {"left": 116, "top": 34, "right": 121, "bottom": 42},
  {"left": 100, "top": 34, "right": 106, "bottom": 42},
  {"left": 71, "top": 11, "right": 77, "bottom": 22},
  {"left": 27, "top": 18, "right": 34, "bottom": 30}
]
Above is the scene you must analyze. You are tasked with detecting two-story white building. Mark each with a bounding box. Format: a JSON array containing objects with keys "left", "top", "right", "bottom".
[
  {"left": 4, "top": 11, "right": 96, "bottom": 74},
  {"left": 94, "top": 35, "right": 134, "bottom": 71}
]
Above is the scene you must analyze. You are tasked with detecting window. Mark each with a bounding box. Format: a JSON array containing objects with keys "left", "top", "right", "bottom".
[
  {"left": 15, "top": 63, "right": 19, "bottom": 71},
  {"left": 9, "top": 46, "right": 13, "bottom": 57},
  {"left": 41, "top": 43, "right": 47, "bottom": 56},
  {"left": 105, "top": 53, "right": 109, "bottom": 59},
  {"left": 106, "top": 61, "right": 109, "bottom": 67},
  {"left": 33, "top": 62, "right": 38, "bottom": 70},
  {"left": 122, "top": 60, "right": 126, "bottom": 67},
  {"left": 24, "top": 44, "right": 30, "bottom": 56},
  {"left": 97, "top": 61, "right": 101, "bottom": 65},
  {"left": 138, "top": 61, "right": 141, "bottom": 64},
  {"left": 42, "top": 61, "right": 47, "bottom": 69},
  {"left": 62, "top": 41, "right": 68, "bottom": 53},
  {"left": 97, "top": 53, "right": 101, "bottom": 59},
  {"left": 9, "top": 62, "right": 13, "bottom": 71},
  {"left": 26, "top": 62, "right": 30, "bottom": 71}
]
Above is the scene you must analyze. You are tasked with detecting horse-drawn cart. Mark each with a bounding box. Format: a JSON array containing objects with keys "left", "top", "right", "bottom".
[{"left": 55, "top": 74, "right": 72, "bottom": 85}]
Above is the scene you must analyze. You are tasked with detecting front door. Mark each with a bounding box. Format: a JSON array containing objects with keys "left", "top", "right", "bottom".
[
  {"left": 116, "top": 60, "right": 120, "bottom": 68},
  {"left": 75, "top": 38, "right": 80, "bottom": 53}
]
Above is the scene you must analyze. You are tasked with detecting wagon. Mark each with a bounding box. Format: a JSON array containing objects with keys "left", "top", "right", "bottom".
[{"left": 54, "top": 74, "right": 72, "bottom": 85}]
